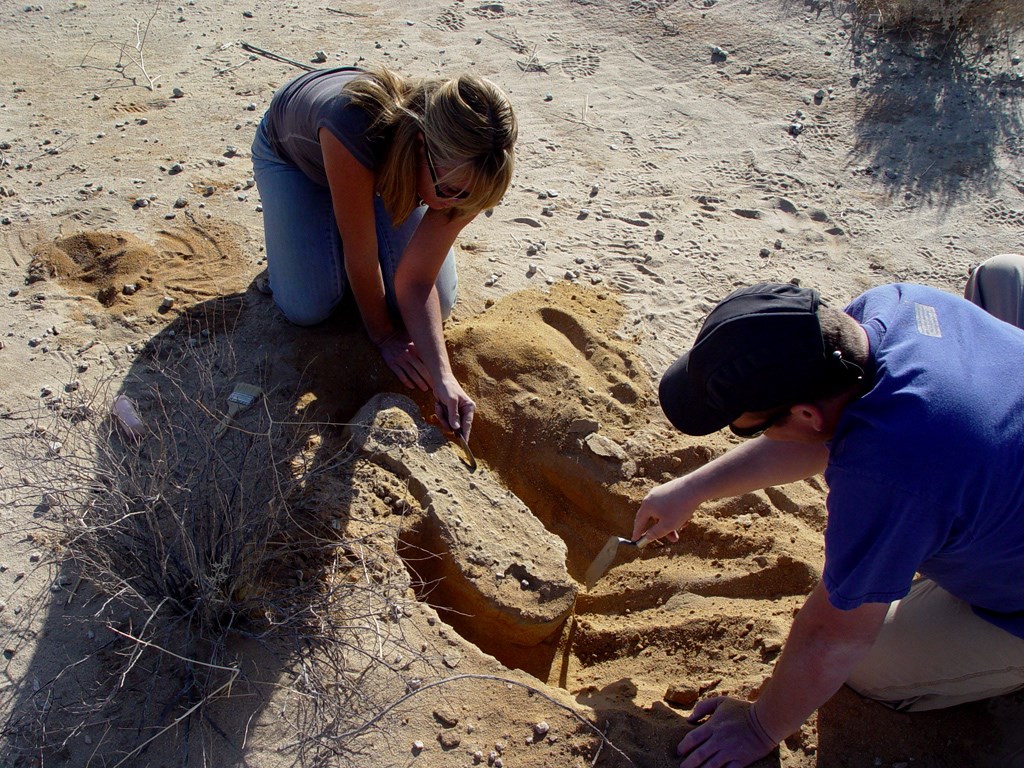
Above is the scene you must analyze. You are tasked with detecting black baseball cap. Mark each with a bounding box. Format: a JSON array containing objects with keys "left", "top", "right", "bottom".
[{"left": 659, "top": 283, "right": 833, "bottom": 435}]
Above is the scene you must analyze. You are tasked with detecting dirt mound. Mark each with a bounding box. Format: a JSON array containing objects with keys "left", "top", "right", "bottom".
[
  {"left": 28, "top": 220, "right": 250, "bottom": 315},
  {"left": 301, "top": 284, "right": 828, "bottom": 741}
]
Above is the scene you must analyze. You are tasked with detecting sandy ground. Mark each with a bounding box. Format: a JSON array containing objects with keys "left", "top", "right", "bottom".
[{"left": 1, "top": 1, "right": 1023, "bottom": 766}]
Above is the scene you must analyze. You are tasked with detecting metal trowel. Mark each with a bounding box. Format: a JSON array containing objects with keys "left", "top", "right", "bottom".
[{"left": 584, "top": 534, "right": 650, "bottom": 589}]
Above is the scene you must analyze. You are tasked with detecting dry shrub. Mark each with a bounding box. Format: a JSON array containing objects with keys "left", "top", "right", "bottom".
[
  {"left": 0, "top": 333, "right": 431, "bottom": 766},
  {"left": 852, "top": 0, "right": 1024, "bottom": 36}
]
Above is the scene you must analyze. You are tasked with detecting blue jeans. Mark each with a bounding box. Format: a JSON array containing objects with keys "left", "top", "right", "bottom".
[{"left": 250, "top": 117, "right": 457, "bottom": 327}]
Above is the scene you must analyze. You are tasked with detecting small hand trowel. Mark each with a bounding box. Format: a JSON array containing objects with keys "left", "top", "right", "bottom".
[{"left": 584, "top": 534, "right": 650, "bottom": 590}]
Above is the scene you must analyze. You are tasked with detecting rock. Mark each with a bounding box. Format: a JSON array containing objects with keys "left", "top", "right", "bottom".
[
  {"left": 345, "top": 394, "right": 578, "bottom": 646},
  {"left": 312, "top": 50, "right": 328, "bottom": 63},
  {"left": 533, "top": 721, "right": 550, "bottom": 736},
  {"left": 433, "top": 709, "right": 459, "bottom": 728},
  {"left": 438, "top": 730, "right": 461, "bottom": 750}
]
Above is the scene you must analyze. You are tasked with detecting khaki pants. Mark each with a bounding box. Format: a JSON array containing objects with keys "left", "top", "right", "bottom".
[
  {"left": 847, "top": 580, "right": 1024, "bottom": 711},
  {"left": 964, "top": 253, "right": 1024, "bottom": 329}
]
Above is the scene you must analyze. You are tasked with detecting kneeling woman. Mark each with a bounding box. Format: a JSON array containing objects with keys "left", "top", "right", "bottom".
[{"left": 252, "top": 65, "right": 518, "bottom": 440}]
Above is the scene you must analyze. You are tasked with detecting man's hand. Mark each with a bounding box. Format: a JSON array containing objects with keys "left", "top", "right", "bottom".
[
  {"left": 631, "top": 477, "right": 701, "bottom": 543},
  {"left": 677, "top": 697, "right": 778, "bottom": 768},
  {"left": 377, "top": 333, "right": 433, "bottom": 391}
]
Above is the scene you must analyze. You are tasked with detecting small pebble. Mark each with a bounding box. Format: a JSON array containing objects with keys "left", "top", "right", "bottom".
[
  {"left": 171, "top": 87, "right": 185, "bottom": 98},
  {"left": 312, "top": 50, "right": 328, "bottom": 63}
]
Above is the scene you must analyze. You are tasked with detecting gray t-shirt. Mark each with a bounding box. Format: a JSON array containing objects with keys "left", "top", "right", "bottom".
[{"left": 265, "top": 67, "right": 383, "bottom": 186}]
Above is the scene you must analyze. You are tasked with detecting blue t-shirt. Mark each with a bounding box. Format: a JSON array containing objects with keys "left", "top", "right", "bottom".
[
  {"left": 823, "top": 284, "right": 1024, "bottom": 638},
  {"left": 264, "top": 67, "right": 381, "bottom": 186}
]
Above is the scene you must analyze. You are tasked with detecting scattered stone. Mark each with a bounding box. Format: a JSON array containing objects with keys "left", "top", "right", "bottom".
[
  {"left": 242, "top": 9, "right": 253, "bottom": 17},
  {"left": 122, "top": 283, "right": 138, "bottom": 296},
  {"left": 665, "top": 684, "right": 701, "bottom": 707},
  {"left": 412, "top": 740, "right": 424, "bottom": 753},
  {"left": 526, "top": 263, "right": 538, "bottom": 276},
  {"left": 438, "top": 730, "right": 461, "bottom": 750},
  {"left": 814, "top": 88, "right": 827, "bottom": 104},
  {"left": 533, "top": 721, "right": 550, "bottom": 737},
  {"left": 133, "top": 197, "right": 149, "bottom": 208},
  {"left": 171, "top": 87, "right": 185, "bottom": 98},
  {"left": 789, "top": 121, "right": 804, "bottom": 136},
  {"left": 711, "top": 45, "right": 728, "bottom": 61},
  {"left": 173, "top": 197, "right": 187, "bottom": 208},
  {"left": 65, "top": 380, "right": 80, "bottom": 392},
  {"left": 312, "top": 50, "right": 328, "bottom": 63},
  {"left": 544, "top": 92, "right": 553, "bottom": 101},
  {"left": 160, "top": 296, "right": 175, "bottom": 309},
  {"left": 224, "top": 145, "right": 239, "bottom": 158},
  {"left": 168, "top": 162, "right": 183, "bottom": 175},
  {"left": 433, "top": 709, "right": 459, "bottom": 728}
]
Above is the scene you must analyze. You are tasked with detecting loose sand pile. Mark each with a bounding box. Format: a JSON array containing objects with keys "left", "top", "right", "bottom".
[{"left": 1, "top": 1, "right": 1022, "bottom": 766}]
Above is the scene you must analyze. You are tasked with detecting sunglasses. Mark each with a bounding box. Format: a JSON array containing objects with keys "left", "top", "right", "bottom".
[
  {"left": 729, "top": 408, "right": 789, "bottom": 439},
  {"left": 423, "top": 141, "right": 471, "bottom": 201}
]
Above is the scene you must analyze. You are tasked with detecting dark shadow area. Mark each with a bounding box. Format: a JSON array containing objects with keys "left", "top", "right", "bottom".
[
  {"left": 817, "top": 684, "right": 1024, "bottom": 767},
  {"left": 831, "top": 1, "right": 1024, "bottom": 208},
  {"left": 0, "top": 285, "right": 430, "bottom": 766}
]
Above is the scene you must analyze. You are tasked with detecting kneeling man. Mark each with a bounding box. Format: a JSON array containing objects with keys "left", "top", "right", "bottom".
[{"left": 635, "top": 281, "right": 1024, "bottom": 767}]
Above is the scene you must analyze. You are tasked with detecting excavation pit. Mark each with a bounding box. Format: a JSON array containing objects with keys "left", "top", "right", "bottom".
[{"left": 327, "top": 285, "right": 828, "bottom": 705}]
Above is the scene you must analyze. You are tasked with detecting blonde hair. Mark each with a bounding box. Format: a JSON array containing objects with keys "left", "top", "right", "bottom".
[{"left": 344, "top": 66, "right": 518, "bottom": 224}]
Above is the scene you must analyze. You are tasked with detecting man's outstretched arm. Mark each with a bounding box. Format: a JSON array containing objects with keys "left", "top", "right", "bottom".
[
  {"left": 633, "top": 437, "right": 829, "bottom": 542},
  {"left": 678, "top": 583, "right": 889, "bottom": 768}
]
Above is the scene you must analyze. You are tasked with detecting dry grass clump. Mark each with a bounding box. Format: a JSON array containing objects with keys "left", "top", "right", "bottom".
[
  {"left": 851, "top": 0, "right": 1024, "bottom": 36},
  {"left": 0, "top": 336, "right": 431, "bottom": 766}
]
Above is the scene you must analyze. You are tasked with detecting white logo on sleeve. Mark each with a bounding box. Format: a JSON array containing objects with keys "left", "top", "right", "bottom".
[{"left": 915, "top": 303, "right": 942, "bottom": 337}]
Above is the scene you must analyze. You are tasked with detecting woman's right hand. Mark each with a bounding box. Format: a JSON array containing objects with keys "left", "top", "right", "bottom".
[{"left": 376, "top": 332, "right": 433, "bottom": 391}]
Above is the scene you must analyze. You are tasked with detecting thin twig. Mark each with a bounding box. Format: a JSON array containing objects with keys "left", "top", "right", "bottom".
[
  {"left": 240, "top": 41, "right": 315, "bottom": 72},
  {"left": 325, "top": 7, "right": 369, "bottom": 17}
]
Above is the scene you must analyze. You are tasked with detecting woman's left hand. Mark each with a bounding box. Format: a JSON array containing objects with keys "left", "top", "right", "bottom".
[
  {"left": 434, "top": 381, "right": 475, "bottom": 442},
  {"left": 377, "top": 333, "right": 433, "bottom": 391}
]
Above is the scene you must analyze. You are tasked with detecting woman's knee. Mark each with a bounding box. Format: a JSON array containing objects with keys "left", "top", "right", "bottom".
[{"left": 273, "top": 296, "right": 334, "bottom": 327}]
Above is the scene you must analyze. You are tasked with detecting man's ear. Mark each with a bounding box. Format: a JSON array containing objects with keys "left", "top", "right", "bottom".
[{"left": 789, "top": 403, "right": 826, "bottom": 433}]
